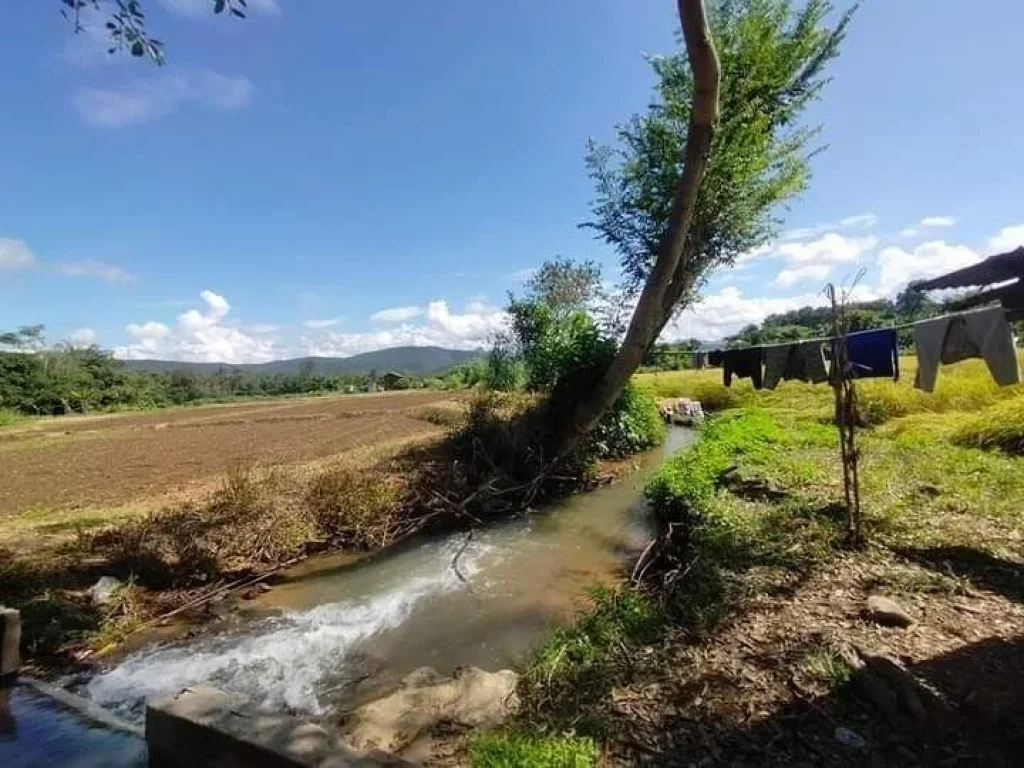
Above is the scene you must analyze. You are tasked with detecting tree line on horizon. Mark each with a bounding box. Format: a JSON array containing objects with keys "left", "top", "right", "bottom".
[{"left": 0, "top": 326, "right": 487, "bottom": 418}]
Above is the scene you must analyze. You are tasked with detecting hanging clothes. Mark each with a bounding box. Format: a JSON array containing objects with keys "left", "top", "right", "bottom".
[
  {"left": 763, "top": 341, "right": 829, "bottom": 390},
  {"left": 913, "top": 306, "right": 1021, "bottom": 392},
  {"left": 843, "top": 328, "right": 900, "bottom": 381},
  {"left": 708, "top": 349, "right": 725, "bottom": 368},
  {"left": 691, "top": 351, "right": 708, "bottom": 370},
  {"left": 723, "top": 347, "right": 765, "bottom": 389}
]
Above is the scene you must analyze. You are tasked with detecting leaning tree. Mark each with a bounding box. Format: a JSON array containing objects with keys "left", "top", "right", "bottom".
[{"left": 555, "top": 0, "right": 855, "bottom": 455}]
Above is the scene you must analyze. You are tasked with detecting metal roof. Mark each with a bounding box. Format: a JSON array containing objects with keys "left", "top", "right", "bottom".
[{"left": 912, "top": 246, "right": 1024, "bottom": 291}]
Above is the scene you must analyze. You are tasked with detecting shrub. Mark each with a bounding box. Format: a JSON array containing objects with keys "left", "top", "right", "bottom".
[
  {"left": 306, "top": 466, "right": 401, "bottom": 548},
  {"left": 592, "top": 383, "right": 665, "bottom": 458},
  {"left": 85, "top": 468, "right": 315, "bottom": 587},
  {"left": 484, "top": 345, "right": 526, "bottom": 392},
  {"left": 469, "top": 732, "right": 598, "bottom": 768}
]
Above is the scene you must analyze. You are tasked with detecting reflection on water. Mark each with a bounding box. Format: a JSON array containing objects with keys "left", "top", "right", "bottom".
[
  {"left": 88, "top": 427, "right": 695, "bottom": 719},
  {"left": 0, "top": 686, "right": 146, "bottom": 768}
]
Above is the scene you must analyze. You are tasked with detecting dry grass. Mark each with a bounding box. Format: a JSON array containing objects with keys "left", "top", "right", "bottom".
[{"left": 306, "top": 466, "right": 402, "bottom": 548}]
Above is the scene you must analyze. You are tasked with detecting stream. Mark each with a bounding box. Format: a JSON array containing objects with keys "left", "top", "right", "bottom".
[{"left": 0, "top": 426, "right": 692, "bottom": 765}]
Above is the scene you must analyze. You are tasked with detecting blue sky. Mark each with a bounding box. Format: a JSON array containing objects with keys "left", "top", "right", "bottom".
[{"left": 2, "top": 0, "right": 1024, "bottom": 361}]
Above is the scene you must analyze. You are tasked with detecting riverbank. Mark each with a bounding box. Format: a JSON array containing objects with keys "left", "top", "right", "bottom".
[
  {"left": 0, "top": 388, "right": 663, "bottom": 674},
  {"left": 488, "top": 361, "right": 1024, "bottom": 766}
]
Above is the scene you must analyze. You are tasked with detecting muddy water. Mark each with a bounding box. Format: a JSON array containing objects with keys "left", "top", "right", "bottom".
[{"left": 87, "top": 427, "right": 694, "bottom": 721}]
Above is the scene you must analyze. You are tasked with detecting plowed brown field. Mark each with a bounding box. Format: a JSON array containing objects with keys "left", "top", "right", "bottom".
[{"left": 0, "top": 391, "right": 457, "bottom": 516}]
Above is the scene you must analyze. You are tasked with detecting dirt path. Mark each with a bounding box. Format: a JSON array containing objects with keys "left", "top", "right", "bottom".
[{"left": 0, "top": 391, "right": 459, "bottom": 516}]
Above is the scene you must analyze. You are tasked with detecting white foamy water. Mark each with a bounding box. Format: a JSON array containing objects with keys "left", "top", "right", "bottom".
[{"left": 87, "top": 537, "right": 492, "bottom": 716}]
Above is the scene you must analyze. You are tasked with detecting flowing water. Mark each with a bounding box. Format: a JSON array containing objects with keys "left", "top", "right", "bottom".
[{"left": 5, "top": 427, "right": 693, "bottom": 764}]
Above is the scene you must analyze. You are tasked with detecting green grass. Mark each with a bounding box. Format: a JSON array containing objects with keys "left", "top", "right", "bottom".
[
  {"left": 520, "top": 586, "right": 666, "bottom": 731},
  {"left": 469, "top": 732, "right": 598, "bottom": 768}
]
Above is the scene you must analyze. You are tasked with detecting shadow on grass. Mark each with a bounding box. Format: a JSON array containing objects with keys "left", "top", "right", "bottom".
[
  {"left": 896, "top": 545, "right": 1024, "bottom": 604},
  {"left": 612, "top": 635, "right": 1024, "bottom": 766}
]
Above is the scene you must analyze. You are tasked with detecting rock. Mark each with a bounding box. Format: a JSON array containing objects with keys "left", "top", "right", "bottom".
[
  {"left": 343, "top": 666, "right": 520, "bottom": 754},
  {"left": 88, "top": 576, "right": 125, "bottom": 605},
  {"left": 865, "top": 595, "right": 914, "bottom": 628},
  {"left": 241, "top": 583, "right": 273, "bottom": 600},
  {"left": 833, "top": 726, "right": 866, "bottom": 749}
]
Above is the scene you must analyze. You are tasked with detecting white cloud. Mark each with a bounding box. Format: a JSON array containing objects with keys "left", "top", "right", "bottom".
[
  {"left": 127, "top": 321, "right": 170, "bottom": 340},
  {"left": 114, "top": 292, "right": 504, "bottom": 363},
  {"left": 69, "top": 327, "right": 98, "bottom": 346},
  {"left": 900, "top": 228, "right": 919, "bottom": 238},
  {"left": 54, "top": 259, "right": 135, "bottom": 284},
  {"left": 773, "top": 264, "right": 832, "bottom": 288},
  {"left": 920, "top": 216, "right": 956, "bottom": 228},
  {"left": 303, "top": 300, "right": 507, "bottom": 358},
  {"left": 117, "top": 290, "right": 276, "bottom": 363},
  {"left": 160, "top": 0, "right": 280, "bottom": 16},
  {"left": 664, "top": 287, "right": 826, "bottom": 341},
  {"left": 303, "top": 318, "right": 341, "bottom": 329},
  {"left": 0, "top": 238, "right": 36, "bottom": 270},
  {"left": 775, "top": 233, "right": 877, "bottom": 266},
  {"left": 839, "top": 214, "right": 877, "bottom": 229},
  {"left": 876, "top": 241, "right": 980, "bottom": 295},
  {"left": 370, "top": 306, "right": 423, "bottom": 323},
  {"left": 74, "top": 69, "right": 253, "bottom": 128},
  {"left": 988, "top": 225, "right": 1024, "bottom": 253},
  {"left": 778, "top": 213, "right": 877, "bottom": 242}
]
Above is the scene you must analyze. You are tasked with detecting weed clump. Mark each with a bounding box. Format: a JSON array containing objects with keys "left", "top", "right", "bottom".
[{"left": 306, "top": 466, "right": 401, "bottom": 548}]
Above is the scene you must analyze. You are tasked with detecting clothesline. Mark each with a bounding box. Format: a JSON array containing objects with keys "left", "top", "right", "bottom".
[
  {"left": 652, "top": 304, "right": 1021, "bottom": 394},
  {"left": 652, "top": 304, "right": 1011, "bottom": 356}
]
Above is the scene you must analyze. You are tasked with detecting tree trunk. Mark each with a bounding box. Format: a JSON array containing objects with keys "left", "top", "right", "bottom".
[{"left": 554, "top": 0, "right": 721, "bottom": 457}]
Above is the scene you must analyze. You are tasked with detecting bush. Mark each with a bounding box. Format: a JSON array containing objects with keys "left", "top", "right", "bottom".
[
  {"left": 592, "top": 383, "right": 665, "bottom": 458},
  {"left": 484, "top": 345, "right": 526, "bottom": 392},
  {"left": 306, "top": 466, "right": 401, "bottom": 548},
  {"left": 85, "top": 468, "right": 315, "bottom": 587},
  {"left": 469, "top": 732, "right": 598, "bottom": 768}
]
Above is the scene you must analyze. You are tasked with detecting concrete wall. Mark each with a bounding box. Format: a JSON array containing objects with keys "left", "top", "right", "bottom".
[
  {"left": 0, "top": 607, "right": 20, "bottom": 679},
  {"left": 146, "top": 686, "right": 409, "bottom": 768}
]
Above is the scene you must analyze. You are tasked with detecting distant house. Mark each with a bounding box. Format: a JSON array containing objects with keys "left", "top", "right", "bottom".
[{"left": 379, "top": 371, "right": 406, "bottom": 390}]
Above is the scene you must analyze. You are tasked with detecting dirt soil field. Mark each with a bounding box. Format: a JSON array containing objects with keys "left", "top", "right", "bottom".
[{"left": 0, "top": 391, "right": 458, "bottom": 517}]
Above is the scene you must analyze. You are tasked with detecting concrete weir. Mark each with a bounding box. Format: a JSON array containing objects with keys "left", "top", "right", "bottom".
[
  {"left": 147, "top": 686, "right": 410, "bottom": 767},
  {"left": 1, "top": 606, "right": 21, "bottom": 679}
]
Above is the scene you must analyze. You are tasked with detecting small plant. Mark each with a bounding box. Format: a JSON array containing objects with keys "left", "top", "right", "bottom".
[
  {"left": 469, "top": 731, "right": 598, "bottom": 768},
  {"left": 799, "top": 647, "right": 855, "bottom": 689}
]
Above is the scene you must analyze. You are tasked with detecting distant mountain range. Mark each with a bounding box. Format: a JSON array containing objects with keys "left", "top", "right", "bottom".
[{"left": 119, "top": 346, "right": 482, "bottom": 376}]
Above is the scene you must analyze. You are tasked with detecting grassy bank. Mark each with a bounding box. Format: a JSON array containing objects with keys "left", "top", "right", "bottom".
[{"left": 501, "top": 362, "right": 1024, "bottom": 765}]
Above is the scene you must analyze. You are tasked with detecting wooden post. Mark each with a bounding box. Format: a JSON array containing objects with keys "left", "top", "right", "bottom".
[{"left": 827, "top": 284, "right": 864, "bottom": 548}]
